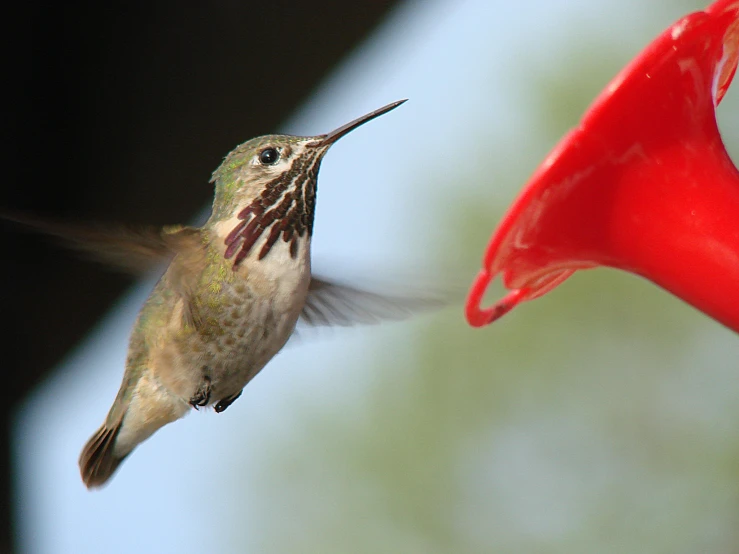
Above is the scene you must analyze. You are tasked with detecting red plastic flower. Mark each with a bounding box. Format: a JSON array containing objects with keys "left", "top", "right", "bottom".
[{"left": 466, "top": 0, "right": 739, "bottom": 333}]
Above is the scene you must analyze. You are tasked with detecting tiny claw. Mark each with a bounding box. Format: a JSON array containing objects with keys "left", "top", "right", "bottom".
[
  {"left": 214, "top": 390, "right": 242, "bottom": 413},
  {"left": 189, "top": 376, "right": 212, "bottom": 408}
]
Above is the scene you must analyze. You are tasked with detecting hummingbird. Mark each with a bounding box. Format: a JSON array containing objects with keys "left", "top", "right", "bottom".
[{"left": 7, "top": 100, "right": 444, "bottom": 489}]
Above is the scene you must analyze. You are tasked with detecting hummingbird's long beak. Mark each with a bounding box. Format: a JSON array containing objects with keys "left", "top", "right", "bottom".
[{"left": 315, "top": 99, "right": 408, "bottom": 147}]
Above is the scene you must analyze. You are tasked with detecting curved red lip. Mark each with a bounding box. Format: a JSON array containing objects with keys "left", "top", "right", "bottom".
[{"left": 466, "top": 0, "right": 739, "bottom": 334}]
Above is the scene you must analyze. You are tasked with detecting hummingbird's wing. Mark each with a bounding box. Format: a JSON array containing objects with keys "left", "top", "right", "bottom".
[
  {"left": 3, "top": 213, "right": 207, "bottom": 327},
  {"left": 2, "top": 212, "right": 196, "bottom": 273},
  {"left": 297, "top": 277, "right": 449, "bottom": 328}
]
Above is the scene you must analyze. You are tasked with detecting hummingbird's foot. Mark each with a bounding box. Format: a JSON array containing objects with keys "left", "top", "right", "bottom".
[
  {"left": 214, "top": 390, "right": 243, "bottom": 413},
  {"left": 189, "top": 376, "right": 212, "bottom": 409}
]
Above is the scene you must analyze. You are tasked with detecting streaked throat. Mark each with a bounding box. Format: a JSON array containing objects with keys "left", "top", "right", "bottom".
[{"left": 224, "top": 150, "right": 323, "bottom": 267}]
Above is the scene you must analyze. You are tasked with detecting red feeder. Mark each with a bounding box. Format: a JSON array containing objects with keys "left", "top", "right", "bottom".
[{"left": 466, "top": 0, "right": 739, "bottom": 333}]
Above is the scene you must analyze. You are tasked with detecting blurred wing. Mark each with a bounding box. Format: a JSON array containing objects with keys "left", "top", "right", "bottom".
[
  {"left": 298, "top": 277, "right": 448, "bottom": 328},
  {"left": 2, "top": 212, "right": 197, "bottom": 274},
  {"left": 3, "top": 212, "right": 209, "bottom": 328}
]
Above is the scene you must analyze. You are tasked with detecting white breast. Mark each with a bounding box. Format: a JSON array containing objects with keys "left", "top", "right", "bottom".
[{"left": 212, "top": 215, "right": 311, "bottom": 317}]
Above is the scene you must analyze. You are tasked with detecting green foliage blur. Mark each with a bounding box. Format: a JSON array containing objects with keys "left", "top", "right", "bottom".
[{"left": 225, "top": 2, "right": 739, "bottom": 551}]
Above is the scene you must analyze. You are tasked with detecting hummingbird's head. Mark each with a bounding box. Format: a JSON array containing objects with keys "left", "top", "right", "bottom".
[{"left": 208, "top": 100, "right": 407, "bottom": 266}]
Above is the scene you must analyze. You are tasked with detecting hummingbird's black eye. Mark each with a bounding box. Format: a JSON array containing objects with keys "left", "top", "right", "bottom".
[{"left": 258, "top": 147, "right": 280, "bottom": 165}]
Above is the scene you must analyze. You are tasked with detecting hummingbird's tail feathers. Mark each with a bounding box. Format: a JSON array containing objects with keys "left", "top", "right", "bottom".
[{"left": 78, "top": 421, "right": 127, "bottom": 489}]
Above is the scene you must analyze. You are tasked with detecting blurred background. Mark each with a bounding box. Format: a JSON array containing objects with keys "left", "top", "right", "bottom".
[{"left": 4, "top": 0, "right": 739, "bottom": 552}]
